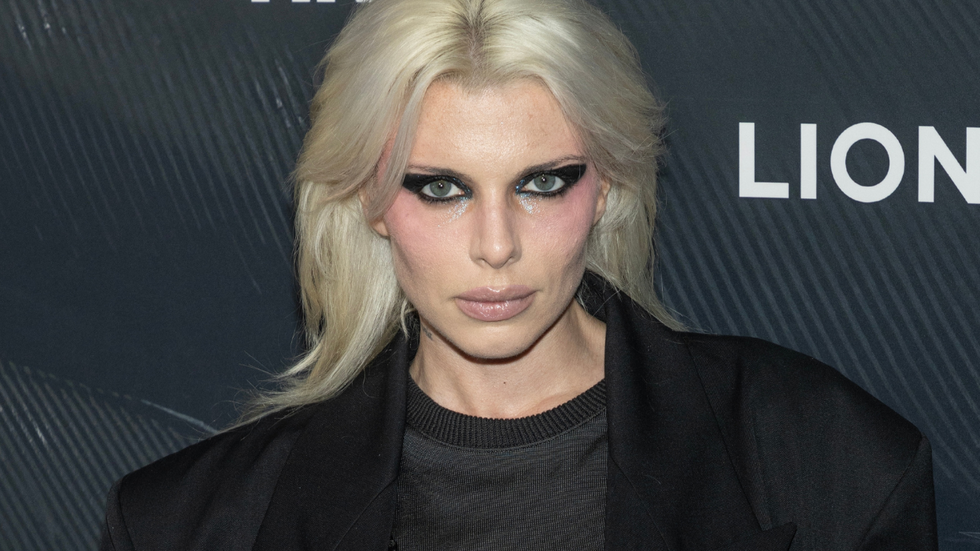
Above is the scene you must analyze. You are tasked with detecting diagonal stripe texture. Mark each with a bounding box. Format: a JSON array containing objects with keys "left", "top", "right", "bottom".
[{"left": 0, "top": 361, "right": 211, "bottom": 551}]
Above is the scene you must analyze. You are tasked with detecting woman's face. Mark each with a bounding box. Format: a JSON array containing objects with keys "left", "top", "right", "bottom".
[{"left": 373, "top": 79, "right": 609, "bottom": 360}]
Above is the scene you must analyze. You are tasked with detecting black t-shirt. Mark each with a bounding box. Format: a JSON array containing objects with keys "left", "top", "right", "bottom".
[{"left": 392, "top": 377, "right": 608, "bottom": 550}]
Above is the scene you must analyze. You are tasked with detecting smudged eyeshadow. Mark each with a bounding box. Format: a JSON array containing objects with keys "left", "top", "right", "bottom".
[
  {"left": 402, "top": 174, "right": 471, "bottom": 203},
  {"left": 402, "top": 163, "right": 588, "bottom": 203},
  {"left": 517, "top": 164, "right": 587, "bottom": 198}
]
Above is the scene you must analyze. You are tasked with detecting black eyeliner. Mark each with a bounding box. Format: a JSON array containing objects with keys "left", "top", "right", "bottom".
[
  {"left": 517, "top": 163, "right": 588, "bottom": 197},
  {"left": 402, "top": 173, "right": 470, "bottom": 202}
]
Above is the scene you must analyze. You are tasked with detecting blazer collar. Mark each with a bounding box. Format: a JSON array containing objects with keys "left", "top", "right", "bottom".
[
  {"left": 253, "top": 336, "right": 411, "bottom": 551},
  {"left": 592, "top": 275, "right": 792, "bottom": 550}
]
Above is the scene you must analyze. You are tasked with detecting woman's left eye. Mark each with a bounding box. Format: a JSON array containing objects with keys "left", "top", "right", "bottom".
[
  {"left": 522, "top": 174, "right": 565, "bottom": 193},
  {"left": 518, "top": 164, "right": 587, "bottom": 196}
]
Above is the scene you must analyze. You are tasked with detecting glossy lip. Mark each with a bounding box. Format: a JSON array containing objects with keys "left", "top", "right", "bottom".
[{"left": 455, "top": 286, "right": 535, "bottom": 322}]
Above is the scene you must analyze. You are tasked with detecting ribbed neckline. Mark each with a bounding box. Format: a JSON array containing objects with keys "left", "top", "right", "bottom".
[{"left": 406, "top": 377, "right": 606, "bottom": 449}]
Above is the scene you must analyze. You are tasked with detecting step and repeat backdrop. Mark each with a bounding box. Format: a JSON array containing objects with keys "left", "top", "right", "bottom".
[{"left": 1, "top": 0, "right": 977, "bottom": 548}]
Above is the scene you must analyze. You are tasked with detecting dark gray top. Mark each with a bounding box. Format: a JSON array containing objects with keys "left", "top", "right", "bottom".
[{"left": 392, "top": 377, "right": 608, "bottom": 550}]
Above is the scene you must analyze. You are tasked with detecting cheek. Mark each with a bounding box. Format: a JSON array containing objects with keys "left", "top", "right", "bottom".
[
  {"left": 382, "top": 191, "right": 456, "bottom": 278},
  {"left": 527, "top": 179, "right": 600, "bottom": 257}
]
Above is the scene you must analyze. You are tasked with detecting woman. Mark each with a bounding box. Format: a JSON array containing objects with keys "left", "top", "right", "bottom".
[{"left": 101, "top": 0, "right": 937, "bottom": 549}]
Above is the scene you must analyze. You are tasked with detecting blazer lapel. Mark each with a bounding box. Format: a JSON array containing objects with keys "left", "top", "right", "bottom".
[
  {"left": 252, "top": 335, "right": 410, "bottom": 551},
  {"left": 598, "top": 281, "right": 781, "bottom": 550}
]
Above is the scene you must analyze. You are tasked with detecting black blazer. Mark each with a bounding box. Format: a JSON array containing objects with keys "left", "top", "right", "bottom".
[{"left": 101, "top": 280, "right": 937, "bottom": 550}]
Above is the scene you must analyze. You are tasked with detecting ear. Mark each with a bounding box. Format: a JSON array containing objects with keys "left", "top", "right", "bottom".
[
  {"left": 592, "top": 177, "right": 612, "bottom": 225},
  {"left": 359, "top": 188, "right": 390, "bottom": 237}
]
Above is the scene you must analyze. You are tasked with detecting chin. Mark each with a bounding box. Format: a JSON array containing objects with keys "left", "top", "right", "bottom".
[{"left": 444, "top": 325, "right": 543, "bottom": 362}]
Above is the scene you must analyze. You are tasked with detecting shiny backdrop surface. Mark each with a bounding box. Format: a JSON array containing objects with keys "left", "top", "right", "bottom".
[{"left": 0, "top": 0, "right": 977, "bottom": 548}]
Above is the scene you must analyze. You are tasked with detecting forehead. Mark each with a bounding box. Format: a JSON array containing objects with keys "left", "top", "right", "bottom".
[{"left": 408, "top": 79, "right": 584, "bottom": 173}]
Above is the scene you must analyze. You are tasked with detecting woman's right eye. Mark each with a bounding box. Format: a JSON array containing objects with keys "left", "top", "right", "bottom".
[
  {"left": 403, "top": 174, "right": 469, "bottom": 202},
  {"left": 420, "top": 179, "right": 466, "bottom": 200}
]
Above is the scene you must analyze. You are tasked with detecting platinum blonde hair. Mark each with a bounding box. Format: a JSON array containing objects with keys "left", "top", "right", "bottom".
[{"left": 244, "top": 0, "right": 679, "bottom": 421}]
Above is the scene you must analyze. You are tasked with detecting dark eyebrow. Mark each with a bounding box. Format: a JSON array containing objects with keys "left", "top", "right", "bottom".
[
  {"left": 405, "top": 155, "right": 588, "bottom": 183},
  {"left": 403, "top": 166, "right": 470, "bottom": 182},
  {"left": 517, "top": 156, "right": 588, "bottom": 180}
]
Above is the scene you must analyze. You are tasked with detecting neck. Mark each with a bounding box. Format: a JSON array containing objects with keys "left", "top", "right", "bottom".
[{"left": 409, "top": 300, "right": 606, "bottom": 418}]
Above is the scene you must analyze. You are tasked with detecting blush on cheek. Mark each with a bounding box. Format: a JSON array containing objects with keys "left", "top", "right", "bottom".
[
  {"left": 534, "top": 177, "right": 602, "bottom": 236},
  {"left": 383, "top": 190, "right": 452, "bottom": 280},
  {"left": 517, "top": 179, "right": 600, "bottom": 279}
]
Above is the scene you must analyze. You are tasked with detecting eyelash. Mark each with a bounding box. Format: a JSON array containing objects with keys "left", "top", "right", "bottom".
[
  {"left": 401, "top": 175, "right": 469, "bottom": 204},
  {"left": 402, "top": 164, "right": 588, "bottom": 204}
]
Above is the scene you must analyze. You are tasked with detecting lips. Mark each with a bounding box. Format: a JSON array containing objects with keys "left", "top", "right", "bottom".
[{"left": 455, "top": 286, "right": 534, "bottom": 322}]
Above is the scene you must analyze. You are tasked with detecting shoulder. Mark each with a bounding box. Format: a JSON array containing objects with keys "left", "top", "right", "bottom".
[
  {"left": 678, "top": 332, "right": 933, "bottom": 544},
  {"left": 680, "top": 331, "right": 921, "bottom": 453},
  {"left": 102, "top": 338, "right": 409, "bottom": 550},
  {"left": 102, "top": 405, "right": 320, "bottom": 550}
]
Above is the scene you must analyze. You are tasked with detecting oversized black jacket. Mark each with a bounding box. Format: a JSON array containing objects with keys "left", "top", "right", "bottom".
[{"left": 101, "top": 280, "right": 937, "bottom": 550}]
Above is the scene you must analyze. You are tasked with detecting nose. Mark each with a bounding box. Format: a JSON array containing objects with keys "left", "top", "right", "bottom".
[{"left": 470, "top": 196, "right": 521, "bottom": 269}]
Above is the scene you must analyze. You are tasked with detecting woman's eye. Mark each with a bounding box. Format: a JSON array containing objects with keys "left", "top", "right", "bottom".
[
  {"left": 420, "top": 180, "right": 465, "bottom": 199},
  {"left": 518, "top": 164, "right": 587, "bottom": 196},
  {"left": 403, "top": 174, "right": 469, "bottom": 202},
  {"left": 522, "top": 174, "right": 565, "bottom": 193}
]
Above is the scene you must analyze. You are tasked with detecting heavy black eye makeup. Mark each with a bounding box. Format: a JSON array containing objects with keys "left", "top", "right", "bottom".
[
  {"left": 402, "top": 174, "right": 471, "bottom": 203},
  {"left": 517, "top": 164, "right": 587, "bottom": 198},
  {"left": 402, "top": 163, "right": 588, "bottom": 203}
]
